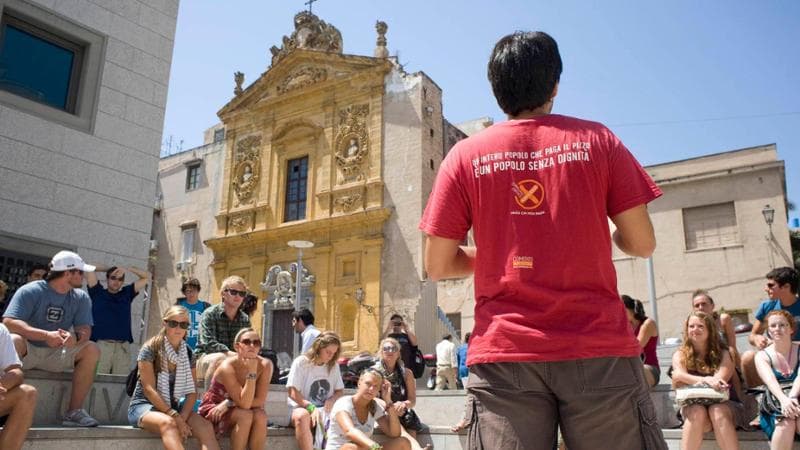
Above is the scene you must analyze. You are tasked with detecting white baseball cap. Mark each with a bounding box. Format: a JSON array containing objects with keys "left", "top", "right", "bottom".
[{"left": 50, "top": 251, "right": 96, "bottom": 272}]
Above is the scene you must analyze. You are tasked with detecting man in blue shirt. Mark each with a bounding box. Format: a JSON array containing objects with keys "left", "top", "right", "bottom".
[
  {"left": 457, "top": 331, "right": 470, "bottom": 388},
  {"left": 3, "top": 250, "right": 100, "bottom": 427},
  {"left": 741, "top": 267, "right": 800, "bottom": 387},
  {"left": 86, "top": 264, "right": 149, "bottom": 375}
]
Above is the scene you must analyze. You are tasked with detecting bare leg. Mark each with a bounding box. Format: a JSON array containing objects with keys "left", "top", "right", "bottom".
[
  {"left": 186, "top": 413, "right": 220, "bottom": 450},
  {"left": 707, "top": 403, "right": 739, "bottom": 450},
  {"left": 770, "top": 418, "right": 795, "bottom": 450},
  {"left": 69, "top": 342, "right": 100, "bottom": 410},
  {"left": 0, "top": 384, "right": 37, "bottom": 450},
  {"left": 384, "top": 436, "right": 412, "bottom": 450},
  {"left": 249, "top": 408, "right": 268, "bottom": 450},
  {"left": 291, "top": 407, "right": 314, "bottom": 450},
  {"left": 680, "top": 405, "right": 711, "bottom": 450},
  {"left": 229, "top": 407, "right": 254, "bottom": 450},
  {"left": 140, "top": 411, "right": 185, "bottom": 450},
  {"left": 741, "top": 350, "right": 762, "bottom": 388},
  {"left": 9, "top": 334, "right": 27, "bottom": 358},
  {"left": 400, "top": 425, "right": 431, "bottom": 450}
]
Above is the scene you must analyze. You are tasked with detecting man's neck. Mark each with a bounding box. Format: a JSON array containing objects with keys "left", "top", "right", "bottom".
[
  {"left": 508, "top": 102, "right": 553, "bottom": 120},
  {"left": 48, "top": 280, "right": 71, "bottom": 295},
  {"left": 222, "top": 303, "right": 239, "bottom": 320},
  {"left": 779, "top": 294, "right": 798, "bottom": 307}
]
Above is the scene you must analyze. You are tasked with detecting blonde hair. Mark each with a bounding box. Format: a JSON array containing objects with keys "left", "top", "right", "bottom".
[
  {"left": 146, "top": 305, "right": 189, "bottom": 372},
  {"left": 234, "top": 327, "right": 258, "bottom": 346},
  {"left": 377, "top": 337, "right": 403, "bottom": 368},
  {"left": 679, "top": 311, "right": 723, "bottom": 375},
  {"left": 220, "top": 275, "right": 247, "bottom": 293},
  {"left": 304, "top": 331, "right": 341, "bottom": 371}
]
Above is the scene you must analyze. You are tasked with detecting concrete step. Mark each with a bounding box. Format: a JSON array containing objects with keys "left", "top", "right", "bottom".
[
  {"left": 21, "top": 426, "right": 460, "bottom": 450},
  {"left": 21, "top": 426, "right": 795, "bottom": 449}
]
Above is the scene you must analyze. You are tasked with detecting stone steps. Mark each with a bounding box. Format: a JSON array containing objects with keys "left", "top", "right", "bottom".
[{"left": 20, "top": 426, "right": 793, "bottom": 449}]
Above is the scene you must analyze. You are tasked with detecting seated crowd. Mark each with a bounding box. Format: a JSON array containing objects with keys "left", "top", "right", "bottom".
[{"left": 0, "top": 250, "right": 435, "bottom": 450}]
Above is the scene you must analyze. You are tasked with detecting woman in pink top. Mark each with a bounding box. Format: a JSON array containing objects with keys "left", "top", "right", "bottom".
[{"left": 623, "top": 295, "right": 660, "bottom": 387}]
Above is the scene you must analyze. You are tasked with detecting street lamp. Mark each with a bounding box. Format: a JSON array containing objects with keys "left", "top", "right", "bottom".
[
  {"left": 762, "top": 204, "right": 775, "bottom": 232},
  {"left": 288, "top": 240, "right": 313, "bottom": 358}
]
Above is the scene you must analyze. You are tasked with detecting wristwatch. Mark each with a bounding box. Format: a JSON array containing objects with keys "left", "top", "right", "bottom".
[{"left": 226, "top": 399, "right": 235, "bottom": 408}]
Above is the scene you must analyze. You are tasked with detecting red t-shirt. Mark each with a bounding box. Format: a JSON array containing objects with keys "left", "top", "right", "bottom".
[{"left": 419, "top": 115, "right": 662, "bottom": 365}]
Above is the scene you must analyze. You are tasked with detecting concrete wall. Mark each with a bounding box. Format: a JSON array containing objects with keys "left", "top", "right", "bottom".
[
  {"left": 0, "top": 0, "right": 179, "bottom": 342},
  {"left": 380, "top": 66, "right": 445, "bottom": 353}
]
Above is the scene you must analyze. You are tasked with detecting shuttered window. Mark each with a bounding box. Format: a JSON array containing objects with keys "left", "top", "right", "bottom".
[{"left": 683, "top": 202, "right": 739, "bottom": 250}]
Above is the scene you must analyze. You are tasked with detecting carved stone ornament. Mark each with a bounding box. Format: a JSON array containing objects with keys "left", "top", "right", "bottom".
[
  {"left": 229, "top": 212, "right": 251, "bottom": 233},
  {"left": 234, "top": 71, "right": 244, "bottom": 96},
  {"left": 334, "top": 104, "right": 369, "bottom": 183},
  {"left": 277, "top": 66, "right": 328, "bottom": 94},
  {"left": 269, "top": 11, "right": 343, "bottom": 66},
  {"left": 334, "top": 192, "right": 362, "bottom": 213},
  {"left": 231, "top": 135, "right": 262, "bottom": 205}
]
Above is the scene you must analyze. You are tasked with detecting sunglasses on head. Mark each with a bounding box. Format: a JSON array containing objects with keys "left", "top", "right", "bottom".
[
  {"left": 164, "top": 320, "right": 190, "bottom": 329},
  {"left": 239, "top": 338, "right": 261, "bottom": 347},
  {"left": 382, "top": 345, "right": 398, "bottom": 353},
  {"left": 108, "top": 275, "right": 125, "bottom": 281},
  {"left": 225, "top": 288, "right": 247, "bottom": 297}
]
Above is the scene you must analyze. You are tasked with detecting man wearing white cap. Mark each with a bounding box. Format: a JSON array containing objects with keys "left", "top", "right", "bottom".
[{"left": 2, "top": 250, "right": 101, "bottom": 427}]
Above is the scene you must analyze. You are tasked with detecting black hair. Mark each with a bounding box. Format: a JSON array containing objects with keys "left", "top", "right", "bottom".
[
  {"left": 464, "top": 332, "right": 471, "bottom": 343},
  {"left": 292, "top": 308, "right": 314, "bottom": 326},
  {"left": 621, "top": 294, "right": 647, "bottom": 322},
  {"left": 240, "top": 293, "right": 258, "bottom": 316},
  {"left": 766, "top": 267, "right": 799, "bottom": 294},
  {"left": 105, "top": 266, "right": 119, "bottom": 280},
  {"left": 27, "top": 263, "right": 48, "bottom": 277},
  {"left": 389, "top": 313, "right": 403, "bottom": 322},
  {"left": 181, "top": 277, "right": 202, "bottom": 294},
  {"left": 487, "top": 31, "right": 562, "bottom": 117},
  {"left": 442, "top": 334, "right": 452, "bottom": 341}
]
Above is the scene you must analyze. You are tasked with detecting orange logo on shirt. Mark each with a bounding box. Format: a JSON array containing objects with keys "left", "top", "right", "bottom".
[{"left": 512, "top": 179, "right": 545, "bottom": 210}]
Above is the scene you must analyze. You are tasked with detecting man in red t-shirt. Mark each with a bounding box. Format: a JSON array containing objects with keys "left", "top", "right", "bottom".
[{"left": 420, "top": 31, "right": 666, "bottom": 449}]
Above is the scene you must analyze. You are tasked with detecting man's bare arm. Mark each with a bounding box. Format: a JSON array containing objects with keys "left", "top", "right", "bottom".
[
  {"left": 423, "top": 235, "right": 475, "bottom": 281},
  {"left": 610, "top": 204, "right": 656, "bottom": 258}
]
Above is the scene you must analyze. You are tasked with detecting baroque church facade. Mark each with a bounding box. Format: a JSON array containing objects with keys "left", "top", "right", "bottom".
[{"left": 153, "top": 12, "right": 465, "bottom": 356}]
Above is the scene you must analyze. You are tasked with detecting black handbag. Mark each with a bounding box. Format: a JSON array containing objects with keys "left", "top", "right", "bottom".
[
  {"left": 125, "top": 366, "right": 139, "bottom": 396},
  {"left": 759, "top": 380, "right": 795, "bottom": 418}
]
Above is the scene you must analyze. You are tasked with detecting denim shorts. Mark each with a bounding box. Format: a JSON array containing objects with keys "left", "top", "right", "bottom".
[{"left": 128, "top": 403, "right": 156, "bottom": 427}]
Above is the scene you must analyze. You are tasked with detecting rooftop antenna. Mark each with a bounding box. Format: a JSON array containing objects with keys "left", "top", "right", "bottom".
[{"left": 304, "top": 0, "right": 318, "bottom": 13}]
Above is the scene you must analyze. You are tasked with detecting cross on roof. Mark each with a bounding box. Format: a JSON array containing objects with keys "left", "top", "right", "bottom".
[{"left": 304, "top": 0, "right": 318, "bottom": 13}]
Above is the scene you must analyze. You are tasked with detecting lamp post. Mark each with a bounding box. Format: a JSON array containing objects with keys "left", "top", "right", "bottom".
[
  {"left": 288, "top": 240, "right": 313, "bottom": 358},
  {"left": 762, "top": 204, "right": 776, "bottom": 268}
]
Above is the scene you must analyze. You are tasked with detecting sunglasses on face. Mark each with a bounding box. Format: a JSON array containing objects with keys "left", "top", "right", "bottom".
[
  {"left": 239, "top": 338, "right": 261, "bottom": 347},
  {"left": 767, "top": 282, "right": 779, "bottom": 288},
  {"left": 164, "top": 320, "right": 190, "bottom": 329},
  {"left": 382, "top": 345, "right": 398, "bottom": 353},
  {"left": 108, "top": 275, "right": 125, "bottom": 281},
  {"left": 225, "top": 288, "right": 247, "bottom": 297}
]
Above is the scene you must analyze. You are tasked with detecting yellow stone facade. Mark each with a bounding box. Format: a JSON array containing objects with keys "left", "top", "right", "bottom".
[{"left": 205, "top": 38, "right": 394, "bottom": 354}]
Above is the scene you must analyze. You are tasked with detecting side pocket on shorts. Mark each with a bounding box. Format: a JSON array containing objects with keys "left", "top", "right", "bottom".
[
  {"left": 466, "top": 395, "right": 484, "bottom": 450},
  {"left": 636, "top": 391, "right": 668, "bottom": 450}
]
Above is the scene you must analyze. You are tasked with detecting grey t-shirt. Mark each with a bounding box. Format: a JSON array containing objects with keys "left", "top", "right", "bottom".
[
  {"left": 128, "top": 343, "right": 196, "bottom": 409},
  {"left": 3, "top": 280, "right": 93, "bottom": 347}
]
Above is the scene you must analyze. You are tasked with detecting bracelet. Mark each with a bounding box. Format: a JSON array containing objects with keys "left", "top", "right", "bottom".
[
  {"left": 305, "top": 403, "right": 316, "bottom": 413},
  {"left": 226, "top": 399, "right": 235, "bottom": 408},
  {"left": 246, "top": 372, "right": 257, "bottom": 380},
  {"left": 167, "top": 409, "right": 179, "bottom": 418}
]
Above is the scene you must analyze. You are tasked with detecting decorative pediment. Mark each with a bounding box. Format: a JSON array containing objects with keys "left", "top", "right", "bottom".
[
  {"left": 269, "top": 11, "right": 342, "bottom": 67},
  {"left": 276, "top": 66, "right": 328, "bottom": 94}
]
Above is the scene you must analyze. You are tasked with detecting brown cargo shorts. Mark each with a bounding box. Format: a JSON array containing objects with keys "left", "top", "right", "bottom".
[{"left": 465, "top": 356, "right": 667, "bottom": 450}]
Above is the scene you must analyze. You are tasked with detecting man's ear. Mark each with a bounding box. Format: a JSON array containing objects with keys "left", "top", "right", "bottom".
[{"left": 551, "top": 82, "right": 559, "bottom": 100}]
